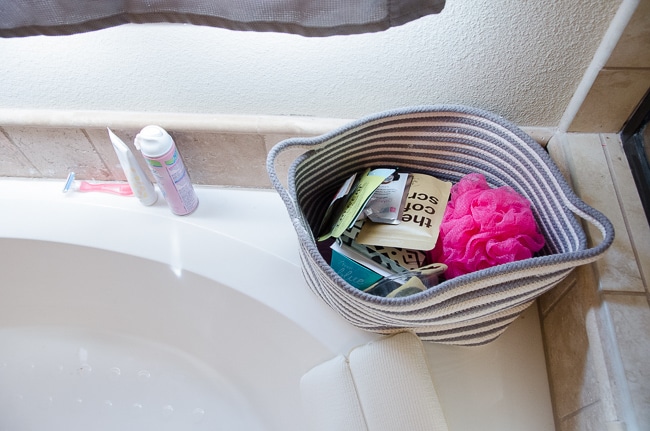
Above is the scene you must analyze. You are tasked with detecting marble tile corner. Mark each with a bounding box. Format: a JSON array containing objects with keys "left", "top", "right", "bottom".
[
  {"left": 605, "top": 0, "right": 650, "bottom": 69},
  {"left": 172, "top": 131, "right": 270, "bottom": 188},
  {"left": 568, "top": 69, "right": 650, "bottom": 133},
  {"left": 1, "top": 126, "right": 113, "bottom": 180},
  {"left": 84, "top": 128, "right": 141, "bottom": 182},
  {"left": 0, "top": 127, "right": 40, "bottom": 177},
  {"left": 263, "top": 133, "right": 309, "bottom": 190}
]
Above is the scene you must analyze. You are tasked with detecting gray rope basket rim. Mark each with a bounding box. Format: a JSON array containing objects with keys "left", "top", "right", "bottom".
[{"left": 266, "top": 104, "right": 615, "bottom": 307}]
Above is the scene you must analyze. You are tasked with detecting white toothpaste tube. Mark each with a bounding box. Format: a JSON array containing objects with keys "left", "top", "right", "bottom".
[{"left": 108, "top": 128, "right": 158, "bottom": 206}]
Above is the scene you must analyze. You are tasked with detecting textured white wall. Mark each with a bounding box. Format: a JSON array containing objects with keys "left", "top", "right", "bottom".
[{"left": 0, "top": 0, "right": 621, "bottom": 126}]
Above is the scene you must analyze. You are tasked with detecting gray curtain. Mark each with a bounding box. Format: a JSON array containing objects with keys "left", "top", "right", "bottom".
[{"left": 0, "top": 0, "right": 445, "bottom": 38}]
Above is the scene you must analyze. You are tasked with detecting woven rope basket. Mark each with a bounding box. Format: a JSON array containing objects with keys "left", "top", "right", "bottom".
[{"left": 267, "top": 106, "right": 614, "bottom": 345}]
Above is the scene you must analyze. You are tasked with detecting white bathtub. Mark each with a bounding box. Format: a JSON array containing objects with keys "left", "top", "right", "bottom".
[{"left": 0, "top": 179, "right": 555, "bottom": 430}]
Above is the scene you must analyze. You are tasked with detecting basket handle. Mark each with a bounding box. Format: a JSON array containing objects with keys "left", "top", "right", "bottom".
[
  {"left": 266, "top": 136, "right": 328, "bottom": 224},
  {"left": 565, "top": 196, "right": 616, "bottom": 265}
]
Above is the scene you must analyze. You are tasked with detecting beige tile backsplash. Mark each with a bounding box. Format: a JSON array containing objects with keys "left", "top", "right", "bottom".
[
  {"left": 605, "top": 0, "right": 650, "bottom": 70},
  {"left": 0, "top": 125, "right": 295, "bottom": 188},
  {"left": 0, "top": 124, "right": 553, "bottom": 189},
  {"left": 570, "top": 69, "right": 650, "bottom": 133},
  {"left": 0, "top": 128, "right": 37, "bottom": 176}
]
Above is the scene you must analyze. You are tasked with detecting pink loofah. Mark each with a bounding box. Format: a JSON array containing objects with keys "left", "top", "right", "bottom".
[{"left": 428, "top": 173, "right": 546, "bottom": 279}]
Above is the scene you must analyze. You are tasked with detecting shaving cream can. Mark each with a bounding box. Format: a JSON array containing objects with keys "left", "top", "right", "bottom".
[{"left": 135, "top": 125, "right": 199, "bottom": 215}]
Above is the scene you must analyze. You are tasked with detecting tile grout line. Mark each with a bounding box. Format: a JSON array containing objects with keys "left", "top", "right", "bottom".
[
  {"left": 539, "top": 275, "right": 578, "bottom": 319},
  {"left": 585, "top": 307, "right": 618, "bottom": 424},
  {"left": 599, "top": 300, "right": 640, "bottom": 430},
  {"left": 599, "top": 290, "right": 648, "bottom": 297},
  {"left": 0, "top": 125, "right": 43, "bottom": 177},
  {"left": 597, "top": 133, "right": 646, "bottom": 430},
  {"left": 81, "top": 128, "right": 112, "bottom": 179},
  {"left": 558, "top": 399, "right": 601, "bottom": 423}
]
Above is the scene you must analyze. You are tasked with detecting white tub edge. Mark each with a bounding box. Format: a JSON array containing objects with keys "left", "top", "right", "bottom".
[{"left": 0, "top": 178, "right": 376, "bottom": 354}]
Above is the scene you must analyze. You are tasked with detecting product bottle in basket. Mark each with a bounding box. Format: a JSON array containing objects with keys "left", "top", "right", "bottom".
[{"left": 135, "top": 125, "right": 199, "bottom": 215}]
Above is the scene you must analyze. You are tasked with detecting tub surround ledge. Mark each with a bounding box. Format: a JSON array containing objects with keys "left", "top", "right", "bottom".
[
  {"left": 0, "top": 111, "right": 555, "bottom": 189},
  {"left": 2, "top": 113, "right": 639, "bottom": 431},
  {"left": 543, "top": 132, "right": 650, "bottom": 431}
]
